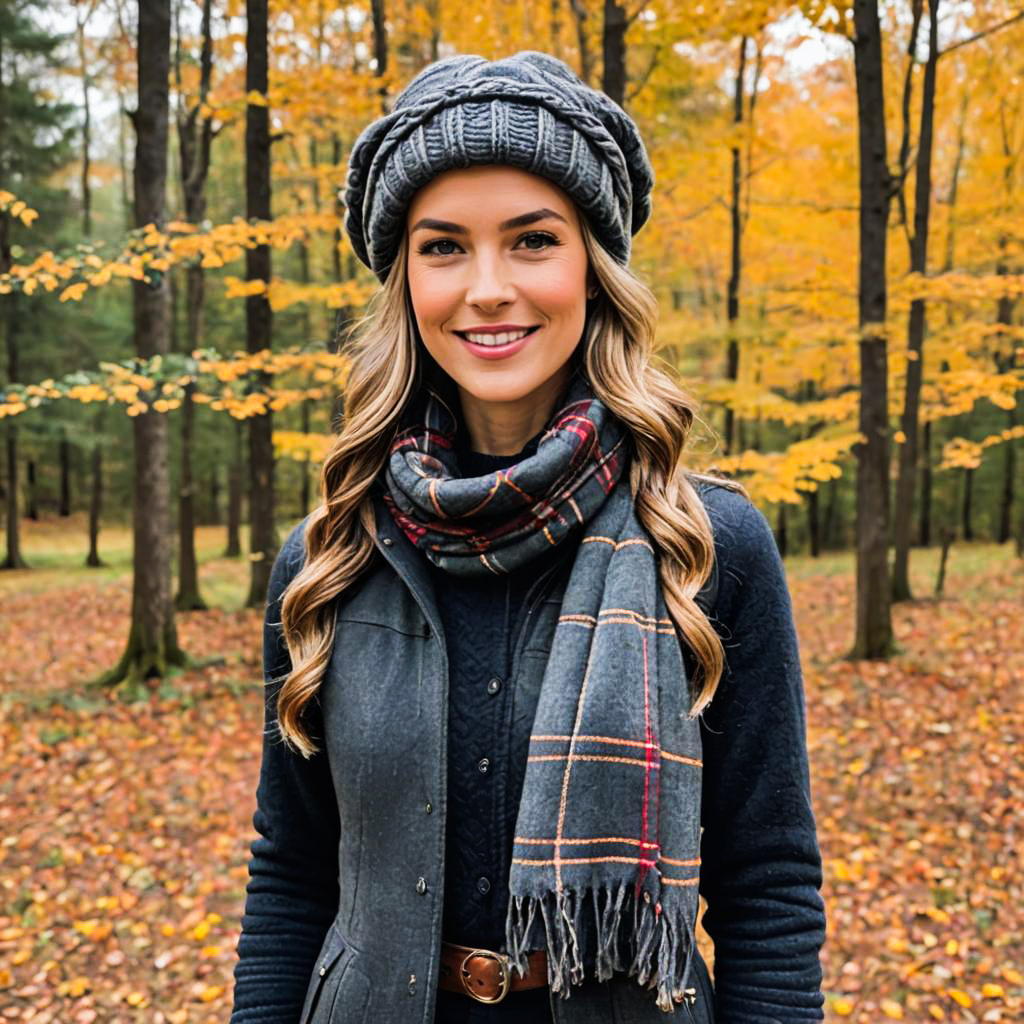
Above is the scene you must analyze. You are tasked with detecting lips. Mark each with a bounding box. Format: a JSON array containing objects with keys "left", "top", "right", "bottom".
[
  {"left": 455, "top": 325, "right": 540, "bottom": 347},
  {"left": 455, "top": 325, "right": 541, "bottom": 361}
]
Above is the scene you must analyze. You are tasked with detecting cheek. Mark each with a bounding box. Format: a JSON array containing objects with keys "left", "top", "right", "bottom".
[
  {"left": 407, "top": 274, "right": 449, "bottom": 329},
  {"left": 530, "top": 262, "right": 588, "bottom": 314}
]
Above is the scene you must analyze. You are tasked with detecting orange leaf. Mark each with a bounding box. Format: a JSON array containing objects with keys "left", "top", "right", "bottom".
[{"left": 947, "top": 988, "right": 972, "bottom": 1008}]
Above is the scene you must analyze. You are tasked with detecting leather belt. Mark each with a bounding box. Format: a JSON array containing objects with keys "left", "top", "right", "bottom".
[{"left": 438, "top": 941, "right": 548, "bottom": 1004}]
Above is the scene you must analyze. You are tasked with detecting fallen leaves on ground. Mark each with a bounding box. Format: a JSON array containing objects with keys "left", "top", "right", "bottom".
[{"left": 0, "top": 525, "right": 1021, "bottom": 1022}]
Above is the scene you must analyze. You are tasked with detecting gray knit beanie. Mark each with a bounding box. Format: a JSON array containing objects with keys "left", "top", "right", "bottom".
[{"left": 342, "top": 50, "right": 655, "bottom": 283}]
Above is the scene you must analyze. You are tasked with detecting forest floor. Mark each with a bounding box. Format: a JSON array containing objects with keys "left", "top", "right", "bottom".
[{"left": 0, "top": 513, "right": 1021, "bottom": 1024}]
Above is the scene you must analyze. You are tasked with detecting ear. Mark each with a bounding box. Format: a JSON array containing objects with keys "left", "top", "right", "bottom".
[{"left": 585, "top": 268, "right": 600, "bottom": 300}]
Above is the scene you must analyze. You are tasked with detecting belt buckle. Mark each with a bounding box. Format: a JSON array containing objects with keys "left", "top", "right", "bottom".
[{"left": 459, "top": 948, "right": 512, "bottom": 1004}]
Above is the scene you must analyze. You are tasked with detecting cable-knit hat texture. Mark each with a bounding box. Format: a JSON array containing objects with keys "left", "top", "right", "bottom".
[{"left": 342, "top": 50, "right": 655, "bottom": 283}]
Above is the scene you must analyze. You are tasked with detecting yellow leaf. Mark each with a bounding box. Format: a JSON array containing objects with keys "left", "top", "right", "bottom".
[
  {"left": 982, "top": 983, "right": 1004, "bottom": 998},
  {"left": 887, "top": 936, "right": 909, "bottom": 953},
  {"left": 1002, "top": 967, "right": 1023, "bottom": 984},
  {"left": 59, "top": 282, "right": 88, "bottom": 303},
  {"left": 125, "top": 991, "right": 147, "bottom": 1006},
  {"left": 881, "top": 999, "right": 904, "bottom": 1019},
  {"left": 945, "top": 939, "right": 959, "bottom": 956},
  {"left": 832, "top": 998, "right": 854, "bottom": 1016},
  {"left": 192, "top": 920, "right": 211, "bottom": 941},
  {"left": 246, "top": 89, "right": 268, "bottom": 106},
  {"left": 59, "top": 976, "right": 91, "bottom": 997},
  {"left": 947, "top": 988, "right": 972, "bottom": 1008},
  {"left": 927, "top": 1006, "right": 945, "bottom": 1021},
  {"left": 19, "top": 207, "right": 39, "bottom": 227},
  {"left": 199, "top": 985, "right": 224, "bottom": 1002}
]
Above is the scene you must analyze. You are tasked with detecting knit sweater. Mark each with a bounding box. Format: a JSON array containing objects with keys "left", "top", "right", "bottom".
[{"left": 231, "top": 470, "right": 826, "bottom": 1024}]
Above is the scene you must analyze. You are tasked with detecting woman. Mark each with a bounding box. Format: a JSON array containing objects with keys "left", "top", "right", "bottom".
[{"left": 230, "top": 51, "right": 826, "bottom": 1024}]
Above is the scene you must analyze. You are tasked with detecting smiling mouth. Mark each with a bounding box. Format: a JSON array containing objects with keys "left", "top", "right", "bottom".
[{"left": 455, "top": 326, "right": 541, "bottom": 347}]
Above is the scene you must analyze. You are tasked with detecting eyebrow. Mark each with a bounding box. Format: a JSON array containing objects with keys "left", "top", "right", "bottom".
[{"left": 409, "top": 207, "right": 569, "bottom": 235}]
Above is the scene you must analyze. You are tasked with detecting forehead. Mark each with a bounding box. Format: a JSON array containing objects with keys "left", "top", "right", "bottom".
[{"left": 406, "top": 165, "right": 575, "bottom": 222}]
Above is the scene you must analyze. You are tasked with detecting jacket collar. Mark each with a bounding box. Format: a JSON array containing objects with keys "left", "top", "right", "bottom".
[{"left": 370, "top": 490, "right": 446, "bottom": 642}]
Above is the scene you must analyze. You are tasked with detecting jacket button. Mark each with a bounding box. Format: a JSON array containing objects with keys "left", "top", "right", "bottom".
[
  {"left": 487, "top": 676, "right": 502, "bottom": 695},
  {"left": 477, "top": 757, "right": 490, "bottom": 774},
  {"left": 408, "top": 973, "right": 417, "bottom": 995},
  {"left": 476, "top": 875, "right": 491, "bottom": 895},
  {"left": 425, "top": 801, "right": 433, "bottom": 814},
  {"left": 319, "top": 966, "right": 326, "bottom": 976},
  {"left": 380, "top": 536, "right": 393, "bottom": 547},
  {"left": 416, "top": 876, "right": 427, "bottom": 894}
]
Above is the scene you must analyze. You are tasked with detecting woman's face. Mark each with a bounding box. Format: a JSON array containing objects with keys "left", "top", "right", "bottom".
[{"left": 405, "top": 165, "right": 594, "bottom": 424}]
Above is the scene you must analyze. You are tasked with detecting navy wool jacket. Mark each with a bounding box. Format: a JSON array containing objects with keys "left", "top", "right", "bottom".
[{"left": 229, "top": 477, "right": 826, "bottom": 1024}]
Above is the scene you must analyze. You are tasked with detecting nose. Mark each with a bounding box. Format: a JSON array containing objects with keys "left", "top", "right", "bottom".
[{"left": 463, "top": 249, "right": 516, "bottom": 310}]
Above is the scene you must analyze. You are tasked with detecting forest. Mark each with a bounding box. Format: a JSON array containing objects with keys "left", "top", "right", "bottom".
[{"left": 0, "top": 1, "right": 1020, "bottom": 1022}]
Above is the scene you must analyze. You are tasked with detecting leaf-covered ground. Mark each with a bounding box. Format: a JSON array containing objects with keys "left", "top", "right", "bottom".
[{"left": 1, "top": 516, "right": 1021, "bottom": 1023}]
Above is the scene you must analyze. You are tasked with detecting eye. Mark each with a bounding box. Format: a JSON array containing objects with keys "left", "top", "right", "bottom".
[
  {"left": 518, "top": 231, "right": 559, "bottom": 251},
  {"left": 417, "top": 237, "right": 461, "bottom": 257}
]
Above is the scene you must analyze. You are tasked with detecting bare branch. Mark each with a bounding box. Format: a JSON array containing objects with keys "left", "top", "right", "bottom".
[
  {"left": 939, "top": 10, "right": 1024, "bottom": 58},
  {"left": 625, "top": 42, "right": 663, "bottom": 102}
]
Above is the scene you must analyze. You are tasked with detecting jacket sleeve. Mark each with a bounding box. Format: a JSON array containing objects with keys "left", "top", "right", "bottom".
[
  {"left": 696, "top": 488, "right": 826, "bottom": 1024},
  {"left": 230, "top": 520, "right": 341, "bottom": 1024}
]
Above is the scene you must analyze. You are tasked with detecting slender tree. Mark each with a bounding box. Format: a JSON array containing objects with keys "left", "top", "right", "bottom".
[
  {"left": 0, "top": 1, "right": 75, "bottom": 570},
  {"left": 851, "top": 0, "right": 894, "bottom": 657},
  {"left": 97, "top": 0, "right": 187, "bottom": 691},
  {"left": 892, "top": 0, "right": 940, "bottom": 602},
  {"left": 244, "top": 0, "right": 276, "bottom": 607},
  {"left": 174, "top": 0, "right": 216, "bottom": 611}
]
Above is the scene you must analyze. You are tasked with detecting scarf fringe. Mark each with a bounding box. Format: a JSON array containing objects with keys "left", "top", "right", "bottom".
[{"left": 506, "top": 881, "right": 698, "bottom": 1012}]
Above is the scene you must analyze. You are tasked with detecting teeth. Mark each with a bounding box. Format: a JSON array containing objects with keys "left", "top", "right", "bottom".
[{"left": 463, "top": 328, "right": 533, "bottom": 346}]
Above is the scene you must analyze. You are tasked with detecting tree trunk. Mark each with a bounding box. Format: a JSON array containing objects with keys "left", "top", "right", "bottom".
[
  {"left": 823, "top": 475, "right": 839, "bottom": 550},
  {"left": 226, "top": 416, "right": 243, "bottom": 557},
  {"left": 892, "top": 0, "right": 940, "bottom": 603},
  {"left": 569, "top": 0, "right": 594, "bottom": 85},
  {"left": 58, "top": 429, "right": 71, "bottom": 515},
  {"left": 724, "top": 37, "right": 748, "bottom": 455},
  {"left": 301, "top": 397, "right": 311, "bottom": 517},
  {"left": 174, "top": 0, "right": 213, "bottom": 612},
  {"left": 245, "top": 0, "right": 276, "bottom": 608},
  {"left": 1, "top": 278, "right": 27, "bottom": 568},
  {"left": 918, "top": 418, "right": 932, "bottom": 546},
  {"left": 76, "top": 6, "right": 93, "bottom": 237},
  {"left": 601, "top": 0, "right": 627, "bottom": 107},
  {"left": 806, "top": 487, "right": 820, "bottom": 557},
  {"left": 97, "top": 0, "right": 187, "bottom": 694},
  {"left": 85, "top": 407, "right": 104, "bottom": 567},
  {"left": 369, "top": 0, "right": 388, "bottom": 114},
  {"left": 851, "top": 0, "right": 894, "bottom": 658},
  {"left": 961, "top": 467, "right": 974, "bottom": 541},
  {"left": 207, "top": 467, "right": 220, "bottom": 525}
]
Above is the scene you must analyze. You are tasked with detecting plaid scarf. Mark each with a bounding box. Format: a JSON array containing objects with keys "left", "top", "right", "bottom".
[{"left": 383, "top": 373, "right": 703, "bottom": 1011}]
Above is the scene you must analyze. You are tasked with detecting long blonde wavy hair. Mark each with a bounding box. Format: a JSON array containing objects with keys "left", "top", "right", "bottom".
[{"left": 276, "top": 215, "right": 743, "bottom": 757}]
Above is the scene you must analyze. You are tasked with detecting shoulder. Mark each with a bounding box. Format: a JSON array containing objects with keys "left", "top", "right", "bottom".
[
  {"left": 687, "top": 476, "right": 786, "bottom": 621},
  {"left": 689, "top": 477, "right": 775, "bottom": 562}
]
